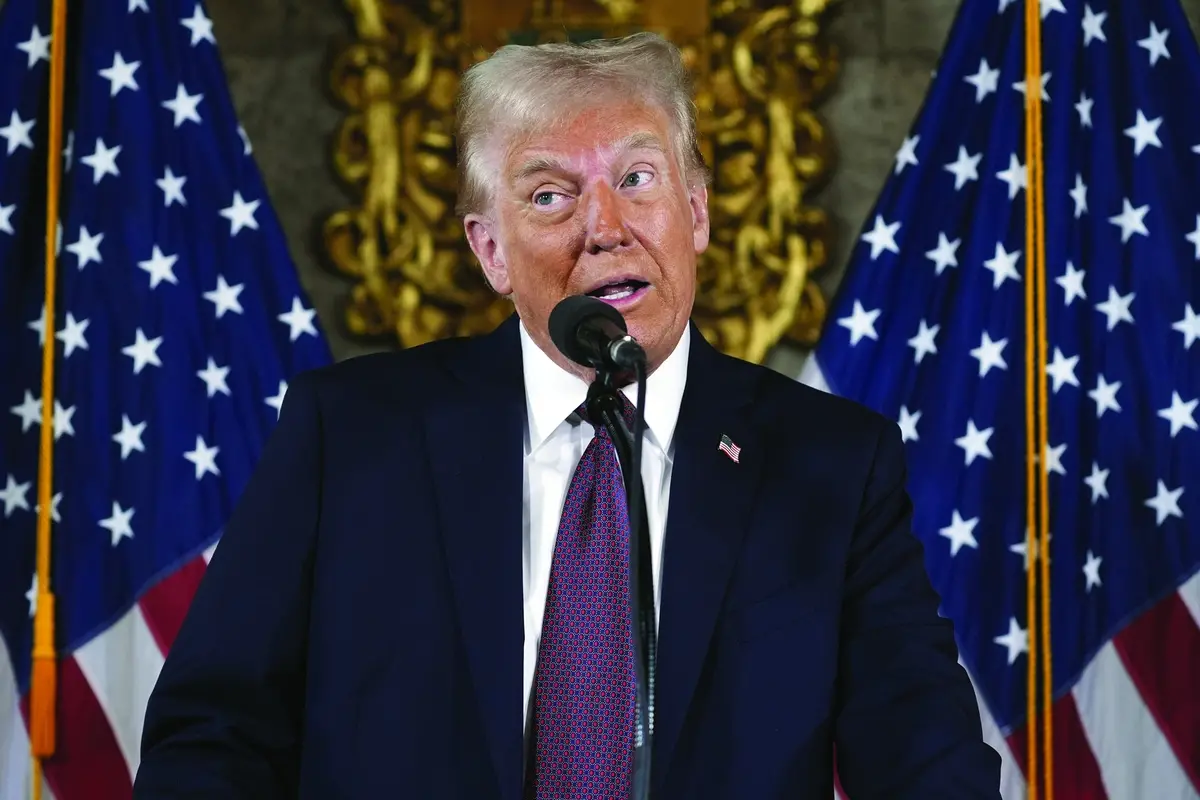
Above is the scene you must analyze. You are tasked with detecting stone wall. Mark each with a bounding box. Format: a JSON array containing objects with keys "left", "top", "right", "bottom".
[{"left": 200, "top": 0, "right": 1200, "bottom": 370}]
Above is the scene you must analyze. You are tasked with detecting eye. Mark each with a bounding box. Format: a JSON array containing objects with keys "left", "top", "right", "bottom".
[
  {"left": 622, "top": 170, "right": 653, "bottom": 188},
  {"left": 533, "top": 190, "right": 559, "bottom": 206}
]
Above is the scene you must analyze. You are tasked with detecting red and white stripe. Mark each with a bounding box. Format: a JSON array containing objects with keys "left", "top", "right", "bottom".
[
  {"left": 802, "top": 359, "right": 1200, "bottom": 800},
  {"left": 1, "top": 542, "right": 216, "bottom": 800}
]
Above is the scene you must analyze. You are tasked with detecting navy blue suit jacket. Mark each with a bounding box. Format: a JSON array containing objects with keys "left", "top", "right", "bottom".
[{"left": 134, "top": 315, "right": 1001, "bottom": 799}]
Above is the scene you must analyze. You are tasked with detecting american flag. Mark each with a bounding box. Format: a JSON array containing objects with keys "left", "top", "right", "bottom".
[
  {"left": 0, "top": 0, "right": 332, "bottom": 797},
  {"left": 801, "top": 0, "right": 1199, "bottom": 796},
  {"left": 717, "top": 433, "right": 740, "bottom": 463}
]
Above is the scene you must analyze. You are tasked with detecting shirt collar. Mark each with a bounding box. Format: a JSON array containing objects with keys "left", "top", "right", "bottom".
[{"left": 519, "top": 318, "right": 690, "bottom": 454}]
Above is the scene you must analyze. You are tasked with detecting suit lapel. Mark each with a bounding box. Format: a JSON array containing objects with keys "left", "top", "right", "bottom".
[
  {"left": 651, "top": 327, "right": 765, "bottom": 793},
  {"left": 425, "top": 315, "right": 526, "bottom": 800}
]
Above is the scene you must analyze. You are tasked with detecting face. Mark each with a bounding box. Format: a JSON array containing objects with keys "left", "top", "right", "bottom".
[{"left": 462, "top": 99, "right": 711, "bottom": 379}]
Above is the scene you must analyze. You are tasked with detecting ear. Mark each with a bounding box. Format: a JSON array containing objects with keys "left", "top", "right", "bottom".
[
  {"left": 689, "top": 184, "right": 710, "bottom": 254},
  {"left": 463, "top": 214, "right": 511, "bottom": 295}
]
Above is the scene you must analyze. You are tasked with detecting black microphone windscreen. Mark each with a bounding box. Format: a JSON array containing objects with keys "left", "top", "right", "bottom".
[{"left": 548, "top": 295, "right": 627, "bottom": 366}]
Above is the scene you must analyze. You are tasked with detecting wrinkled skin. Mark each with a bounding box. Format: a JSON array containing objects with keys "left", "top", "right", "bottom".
[{"left": 463, "top": 100, "right": 711, "bottom": 381}]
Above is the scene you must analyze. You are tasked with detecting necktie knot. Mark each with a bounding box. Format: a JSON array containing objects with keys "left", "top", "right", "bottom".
[{"left": 574, "top": 390, "right": 637, "bottom": 433}]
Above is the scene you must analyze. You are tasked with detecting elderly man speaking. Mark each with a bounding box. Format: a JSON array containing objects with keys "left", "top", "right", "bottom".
[{"left": 133, "top": 32, "right": 1001, "bottom": 800}]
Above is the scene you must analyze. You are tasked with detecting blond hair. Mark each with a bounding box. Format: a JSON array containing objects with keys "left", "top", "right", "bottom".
[{"left": 453, "top": 32, "right": 710, "bottom": 217}]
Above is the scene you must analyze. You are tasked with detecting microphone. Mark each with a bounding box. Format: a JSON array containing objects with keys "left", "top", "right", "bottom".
[{"left": 548, "top": 295, "right": 646, "bottom": 370}]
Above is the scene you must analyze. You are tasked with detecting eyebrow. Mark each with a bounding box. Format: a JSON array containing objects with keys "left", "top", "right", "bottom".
[{"left": 511, "top": 132, "right": 667, "bottom": 183}]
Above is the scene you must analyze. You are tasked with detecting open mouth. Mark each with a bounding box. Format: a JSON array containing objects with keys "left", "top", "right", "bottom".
[{"left": 586, "top": 279, "right": 650, "bottom": 302}]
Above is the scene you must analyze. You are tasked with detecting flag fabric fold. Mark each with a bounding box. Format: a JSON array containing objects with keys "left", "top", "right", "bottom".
[
  {"left": 0, "top": 1, "right": 332, "bottom": 797},
  {"left": 802, "top": 0, "right": 1200, "bottom": 797}
]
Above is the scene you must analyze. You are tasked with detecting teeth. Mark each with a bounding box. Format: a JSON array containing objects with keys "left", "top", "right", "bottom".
[{"left": 605, "top": 288, "right": 634, "bottom": 300}]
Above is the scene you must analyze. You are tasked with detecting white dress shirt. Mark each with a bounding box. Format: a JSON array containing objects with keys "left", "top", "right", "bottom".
[{"left": 518, "top": 319, "right": 690, "bottom": 734}]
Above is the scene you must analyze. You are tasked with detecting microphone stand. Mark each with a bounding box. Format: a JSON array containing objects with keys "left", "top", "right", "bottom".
[{"left": 586, "top": 363, "right": 655, "bottom": 800}]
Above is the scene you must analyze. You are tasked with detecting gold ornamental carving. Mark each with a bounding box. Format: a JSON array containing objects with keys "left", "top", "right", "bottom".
[{"left": 323, "top": 0, "right": 839, "bottom": 364}]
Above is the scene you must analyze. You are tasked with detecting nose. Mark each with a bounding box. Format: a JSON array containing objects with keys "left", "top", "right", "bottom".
[{"left": 582, "top": 182, "right": 632, "bottom": 255}]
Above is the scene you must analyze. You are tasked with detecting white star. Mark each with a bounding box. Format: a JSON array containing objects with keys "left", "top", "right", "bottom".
[
  {"left": 983, "top": 241, "right": 1022, "bottom": 288},
  {"left": 1088, "top": 374, "right": 1122, "bottom": 418},
  {"left": 944, "top": 146, "right": 981, "bottom": 190},
  {"left": 1069, "top": 174, "right": 1088, "bottom": 219},
  {"left": 998, "top": 0, "right": 1017, "bottom": 11},
  {"left": 1013, "top": 72, "right": 1050, "bottom": 102},
  {"left": 939, "top": 510, "right": 979, "bottom": 557},
  {"left": 964, "top": 59, "right": 1000, "bottom": 102},
  {"left": 893, "top": 135, "right": 919, "bottom": 174},
  {"left": 1083, "top": 550, "right": 1103, "bottom": 592},
  {"left": 80, "top": 137, "right": 121, "bottom": 184},
  {"left": 238, "top": 125, "right": 253, "bottom": 155},
  {"left": 925, "top": 232, "right": 960, "bottom": 275},
  {"left": 197, "top": 357, "right": 232, "bottom": 398},
  {"left": 0, "top": 202, "right": 15, "bottom": 234},
  {"left": 219, "top": 191, "right": 261, "bottom": 235},
  {"left": 162, "top": 83, "right": 203, "bottom": 127},
  {"left": 122, "top": 327, "right": 164, "bottom": 374},
  {"left": 16, "top": 25, "right": 51, "bottom": 68},
  {"left": 266, "top": 380, "right": 288, "bottom": 418},
  {"left": 955, "top": 419, "right": 994, "bottom": 466},
  {"left": 1056, "top": 260, "right": 1087, "bottom": 306},
  {"left": 1173, "top": 303, "right": 1200, "bottom": 349},
  {"left": 112, "top": 414, "right": 147, "bottom": 460},
  {"left": 837, "top": 300, "right": 880, "bottom": 346},
  {"left": 995, "top": 153, "right": 1026, "bottom": 200},
  {"left": 129, "top": 0, "right": 149, "bottom": 10},
  {"left": 1137, "top": 22, "right": 1171, "bottom": 66},
  {"left": 27, "top": 304, "right": 46, "bottom": 345},
  {"left": 1010, "top": 532, "right": 1051, "bottom": 572},
  {"left": 138, "top": 245, "right": 179, "bottom": 289},
  {"left": 0, "top": 474, "right": 31, "bottom": 517},
  {"left": 27, "top": 575, "right": 37, "bottom": 618},
  {"left": 204, "top": 275, "right": 245, "bottom": 318},
  {"left": 62, "top": 130, "right": 73, "bottom": 171},
  {"left": 1124, "top": 110, "right": 1163, "bottom": 156},
  {"left": 55, "top": 312, "right": 90, "bottom": 358},
  {"left": 0, "top": 110, "right": 36, "bottom": 155},
  {"left": 1145, "top": 480, "right": 1183, "bottom": 526},
  {"left": 52, "top": 400, "right": 75, "bottom": 440},
  {"left": 1046, "top": 347, "right": 1080, "bottom": 393},
  {"left": 907, "top": 319, "right": 939, "bottom": 364},
  {"left": 66, "top": 225, "right": 104, "bottom": 268},
  {"left": 1108, "top": 199, "right": 1149, "bottom": 243},
  {"left": 180, "top": 4, "right": 216, "bottom": 46},
  {"left": 1084, "top": 462, "right": 1110, "bottom": 503},
  {"left": 184, "top": 435, "right": 221, "bottom": 480},
  {"left": 1040, "top": 0, "right": 1065, "bottom": 18},
  {"left": 156, "top": 166, "right": 187, "bottom": 207},
  {"left": 897, "top": 405, "right": 921, "bottom": 443},
  {"left": 1157, "top": 392, "right": 1197, "bottom": 438},
  {"left": 994, "top": 618, "right": 1028, "bottom": 665},
  {"left": 10, "top": 390, "right": 41, "bottom": 432},
  {"left": 99, "top": 501, "right": 135, "bottom": 547},
  {"left": 99, "top": 52, "right": 140, "bottom": 96},
  {"left": 1082, "top": 4, "right": 1107, "bottom": 44},
  {"left": 860, "top": 215, "right": 900, "bottom": 259},
  {"left": 1044, "top": 442, "right": 1066, "bottom": 476},
  {"left": 279, "top": 297, "right": 319, "bottom": 341},
  {"left": 34, "top": 492, "right": 62, "bottom": 524},
  {"left": 1183, "top": 216, "right": 1200, "bottom": 261},
  {"left": 970, "top": 331, "right": 1008, "bottom": 377},
  {"left": 1095, "top": 286, "right": 1135, "bottom": 331},
  {"left": 1075, "top": 93, "right": 1094, "bottom": 128}
]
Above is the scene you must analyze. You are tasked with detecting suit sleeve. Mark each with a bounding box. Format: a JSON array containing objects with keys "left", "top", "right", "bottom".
[
  {"left": 833, "top": 418, "right": 1002, "bottom": 799},
  {"left": 133, "top": 371, "right": 323, "bottom": 799}
]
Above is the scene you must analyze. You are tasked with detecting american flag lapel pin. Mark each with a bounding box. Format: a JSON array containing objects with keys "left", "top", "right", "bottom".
[{"left": 718, "top": 434, "right": 741, "bottom": 463}]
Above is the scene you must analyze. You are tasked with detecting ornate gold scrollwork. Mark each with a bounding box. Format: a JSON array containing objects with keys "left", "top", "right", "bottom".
[{"left": 323, "top": 0, "right": 839, "bottom": 363}]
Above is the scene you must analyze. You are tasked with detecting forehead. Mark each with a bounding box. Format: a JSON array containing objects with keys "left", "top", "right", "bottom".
[{"left": 503, "top": 101, "right": 673, "bottom": 179}]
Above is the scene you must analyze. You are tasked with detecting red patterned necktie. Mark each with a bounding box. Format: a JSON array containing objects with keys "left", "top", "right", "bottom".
[{"left": 532, "top": 396, "right": 637, "bottom": 798}]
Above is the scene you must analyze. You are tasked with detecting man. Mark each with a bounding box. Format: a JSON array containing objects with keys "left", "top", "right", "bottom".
[{"left": 134, "top": 32, "right": 1001, "bottom": 799}]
